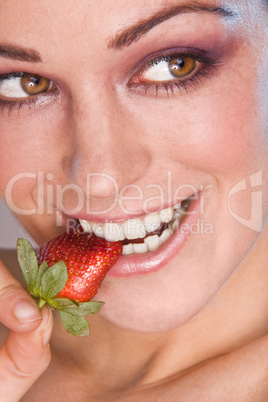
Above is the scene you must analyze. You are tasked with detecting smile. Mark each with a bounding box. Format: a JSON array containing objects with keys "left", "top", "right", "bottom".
[{"left": 79, "top": 198, "right": 192, "bottom": 256}]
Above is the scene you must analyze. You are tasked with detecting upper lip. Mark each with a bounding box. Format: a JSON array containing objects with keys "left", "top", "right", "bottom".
[{"left": 60, "top": 192, "right": 197, "bottom": 224}]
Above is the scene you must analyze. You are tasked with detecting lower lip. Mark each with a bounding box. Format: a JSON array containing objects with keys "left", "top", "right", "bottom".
[{"left": 107, "top": 193, "right": 203, "bottom": 278}]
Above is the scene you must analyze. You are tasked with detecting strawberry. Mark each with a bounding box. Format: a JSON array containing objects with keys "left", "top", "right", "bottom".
[
  {"left": 36, "top": 230, "right": 122, "bottom": 302},
  {"left": 17, "top": 229, "right": 122, "bottom": 336}
]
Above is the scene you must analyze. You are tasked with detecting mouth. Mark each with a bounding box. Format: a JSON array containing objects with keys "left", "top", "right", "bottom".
[
  {"left": 79, "top": 196, "right": 193, "bottom": 256},
  {"left": 68, "top": 191, "right": 202, "bottom": 277}
]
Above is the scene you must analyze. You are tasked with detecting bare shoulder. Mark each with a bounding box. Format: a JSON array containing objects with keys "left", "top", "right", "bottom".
[{"left": 119, "top": 335, "right": 268, "bottom": 402}]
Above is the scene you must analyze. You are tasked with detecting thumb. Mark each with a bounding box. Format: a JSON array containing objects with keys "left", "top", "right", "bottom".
[{"left": 0, "top": 306, "right": 53, "bottom": 402}]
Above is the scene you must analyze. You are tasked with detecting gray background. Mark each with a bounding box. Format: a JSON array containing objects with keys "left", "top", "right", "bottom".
[{"left": 0, "top": 199, "right": 35, "bottom": 249}]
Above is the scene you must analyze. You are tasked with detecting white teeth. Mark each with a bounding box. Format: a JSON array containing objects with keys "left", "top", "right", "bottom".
[
  {"left": 123, "top": 218, "right": 146, "bottom": 240},
  {"left": 103, "top": 222, "right": 125, "bottom": 242},
  {"left": 133, "top": 243, "right": 148, "bottom": 254},
  {"left": 79, "top": 197, "right": 191, "bottom": 254},
  {"left": 143, "top": 213, "right": 161, "bottom": 233},
  {"left": 159, "top": 228, "right": 173, "bottom": 244},
  {"left": 91, "top": 223, "right": 104, "bottom": 238},
  {"left": 80, "top": 219, "right": 92, "bottom": 233},
  {"left": 159, "top": 207, "right": 173, "bottom": 223},
  {"left": 122, "top": 244, "right": 134, "bottom": 255},
  {"left": 170, "top": 219, "right": 180, "bottom": 233},
  {"left": 144, "top": 235, "right": 161, "bottom": 251},
  {"left": 121, "top": 231, "right": 171, "bottom": 255},
  {"left": 173, "top": 209, "right": 183, "bottom": 220}
]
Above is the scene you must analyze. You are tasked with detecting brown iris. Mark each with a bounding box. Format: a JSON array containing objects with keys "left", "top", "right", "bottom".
[
  {"left": 21, "top": 74, "right": 50, "bottom": 95},
  {"left": 168, "top": 57, "right": 196, "bottom": 78}
]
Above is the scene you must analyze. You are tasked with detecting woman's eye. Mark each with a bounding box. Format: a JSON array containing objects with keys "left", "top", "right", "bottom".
[
  {"left": 128, "top": 50, "right": 221, "bottom": 96},
  {"left": 138, "top": 55, "right": 198, "bottom": 83},
  {"left": 0, "top": 73, "right": 51, "bottom": 98}
]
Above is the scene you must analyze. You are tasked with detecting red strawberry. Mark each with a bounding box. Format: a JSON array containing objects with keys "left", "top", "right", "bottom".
[
  {"left": 16, "top": 229, "right": 122, "bottom": 336},
  {"left": 36, "top": 230, "right": 122, "bottom": 302}
]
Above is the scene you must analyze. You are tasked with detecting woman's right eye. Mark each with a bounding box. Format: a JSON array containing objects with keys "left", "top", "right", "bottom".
[{"left": 0, "top": 73, "right": 51, "bottom": 98}]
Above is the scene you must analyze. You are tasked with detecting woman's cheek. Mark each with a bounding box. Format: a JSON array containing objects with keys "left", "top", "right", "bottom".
[
  {"left": 0, "top": 106, "right": 67, "bottom": 174},
  {"left": 155, "top": 82, "right": 266, "bottom": 178},
  {"left": 0, "top": 108, "right": 72, "bottom": 244},
  {"left": 0, "top": 106, "right": 68, "bottom": 212}
]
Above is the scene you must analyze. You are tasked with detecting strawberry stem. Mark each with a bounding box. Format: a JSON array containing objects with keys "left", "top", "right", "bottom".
[{"left": 38, "top": 298, "right": 46, "bottom": 310}]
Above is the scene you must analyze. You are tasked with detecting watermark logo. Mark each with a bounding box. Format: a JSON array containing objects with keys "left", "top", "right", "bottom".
[
  {"left": 228, "top": 170, "right": 263, "bottom": 232},
  {"left": 4, "top": 169, "right": 264, "bottom": 234},
  {"left": 4, "top": 170, "right": 207, "bottom": 218}
]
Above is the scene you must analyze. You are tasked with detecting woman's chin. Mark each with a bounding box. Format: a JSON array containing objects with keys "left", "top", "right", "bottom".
[{"left": 93, "top": 267, "right": 215, "bottom": 334}]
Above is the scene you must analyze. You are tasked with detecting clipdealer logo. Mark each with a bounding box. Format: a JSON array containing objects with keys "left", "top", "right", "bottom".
[
  {"left": 4, "top": 170, "right": 264, "bottom": 233},
  {"left": 4, "top": 170, "right": 206, "bottom": 219},
  {"left": 228, "top": 170, "right": 263, "bottom": 232}
]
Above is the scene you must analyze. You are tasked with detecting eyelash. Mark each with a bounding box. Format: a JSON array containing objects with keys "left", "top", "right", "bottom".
[
  {"left": 0, "top": 72, "right": 53, "bottom": 114},
  {"left": 0, "top": 49, "right": 222, "bottom": 114},
  {"left": 129, "top": 49, "right": 222, "bottom": 96},
  {"left": 0, "top": 96, "right": 36, "bottom": 114}
]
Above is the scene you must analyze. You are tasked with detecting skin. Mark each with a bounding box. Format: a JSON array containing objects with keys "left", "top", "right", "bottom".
[{"left": 0, "top": 0, "right": 267, "bottom": 400}]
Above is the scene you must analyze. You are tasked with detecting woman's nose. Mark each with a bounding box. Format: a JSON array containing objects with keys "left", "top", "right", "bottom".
[{"left": 63, "top": 93, "right": 152, "bottom": 204}]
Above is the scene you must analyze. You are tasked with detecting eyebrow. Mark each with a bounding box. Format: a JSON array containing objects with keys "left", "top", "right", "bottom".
[
  {"left": 0, "top": 43, "right": 42, "bottom": 62},
  {"left": 108, "top": 2, "right": 236, "bottom": 49}
]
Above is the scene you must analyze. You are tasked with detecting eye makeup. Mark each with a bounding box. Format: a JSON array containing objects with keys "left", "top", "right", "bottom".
[
  {"left": 0, "top": 12, "right": 236, "bottom": 113},
  {"left": 0, "top": 72, "right": 56, "bottom": 114},
  {"left": 127, "top": 46, "right": 224, "bottom": 96}
]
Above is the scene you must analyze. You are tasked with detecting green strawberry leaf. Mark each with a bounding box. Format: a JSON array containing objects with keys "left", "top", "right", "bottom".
[
  {"left": 35, "top": 260, "right": 49, "bottom": 295},
  {"left": 17, "top": 238, "right": 38, "bottom": 293},
  {"left": 41, "top": 261, "right": 68, "bottom": 300},
  {"left": 73, "top": 301, "right": 104, "bottom": 316},
  {"left": 59, "top": 310, "right": 90, "bottom": 336},
  {"left": 69, "top": 299, "right": 79, "bottom": 307},
  {"left": 53, "top": 298, "right": 104, "bottom": 316},
  {"left": 49, "top": 298, "right": 80, "bottom": 309}
]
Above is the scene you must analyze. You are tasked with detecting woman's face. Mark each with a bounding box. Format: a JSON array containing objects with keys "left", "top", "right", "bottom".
[{"left": 0, "top": 0, "right": 267, "bottom": 332}]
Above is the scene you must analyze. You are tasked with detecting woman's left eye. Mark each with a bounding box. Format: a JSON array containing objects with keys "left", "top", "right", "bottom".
[
  {"left": 0, "top": 73, "right": 51, "bottom": 98},
  {"left": 141, "top": 55, "right": 198, "bottom": 83},
  {"left": 128, "top": 50, "right": 220, "bottom": 95}
]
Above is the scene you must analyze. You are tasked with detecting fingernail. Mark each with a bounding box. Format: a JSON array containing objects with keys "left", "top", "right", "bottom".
[
  {"left": 13, "top": 300, "right": 41, "bottom": 324},
  {"left": 40, "top": 307, "right": 52, "bottom": 346}
]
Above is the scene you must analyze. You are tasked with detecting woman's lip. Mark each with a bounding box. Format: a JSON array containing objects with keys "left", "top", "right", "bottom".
[
  {"left": 106, "top": 192, "right": 203, "bottom": 278},
  {"left": 61, "top": 195, "right": 195, "bottom": 225}
]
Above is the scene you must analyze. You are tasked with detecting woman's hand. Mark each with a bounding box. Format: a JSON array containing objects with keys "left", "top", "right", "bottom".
[{"left": 0, "top": 259, "right": 53, "bottom": 402}]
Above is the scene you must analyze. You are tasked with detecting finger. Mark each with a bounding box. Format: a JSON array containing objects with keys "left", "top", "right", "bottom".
[
  {"left": 0, "top": 306, "right": 53, "bottom": 402},
  {"left": 0, "top": 260, "right": 42, "bottom": 332}
]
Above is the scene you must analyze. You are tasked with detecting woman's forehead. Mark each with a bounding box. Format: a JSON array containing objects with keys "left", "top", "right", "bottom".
[
  {"left": 0, "top": 0, "right": 264, "bottom": 23},
  {"left": 0, "top": 0, "right": 265, "bottom": 70},
  {"left": 0, "top": 0, "right": 264, "bottom": 41}
]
